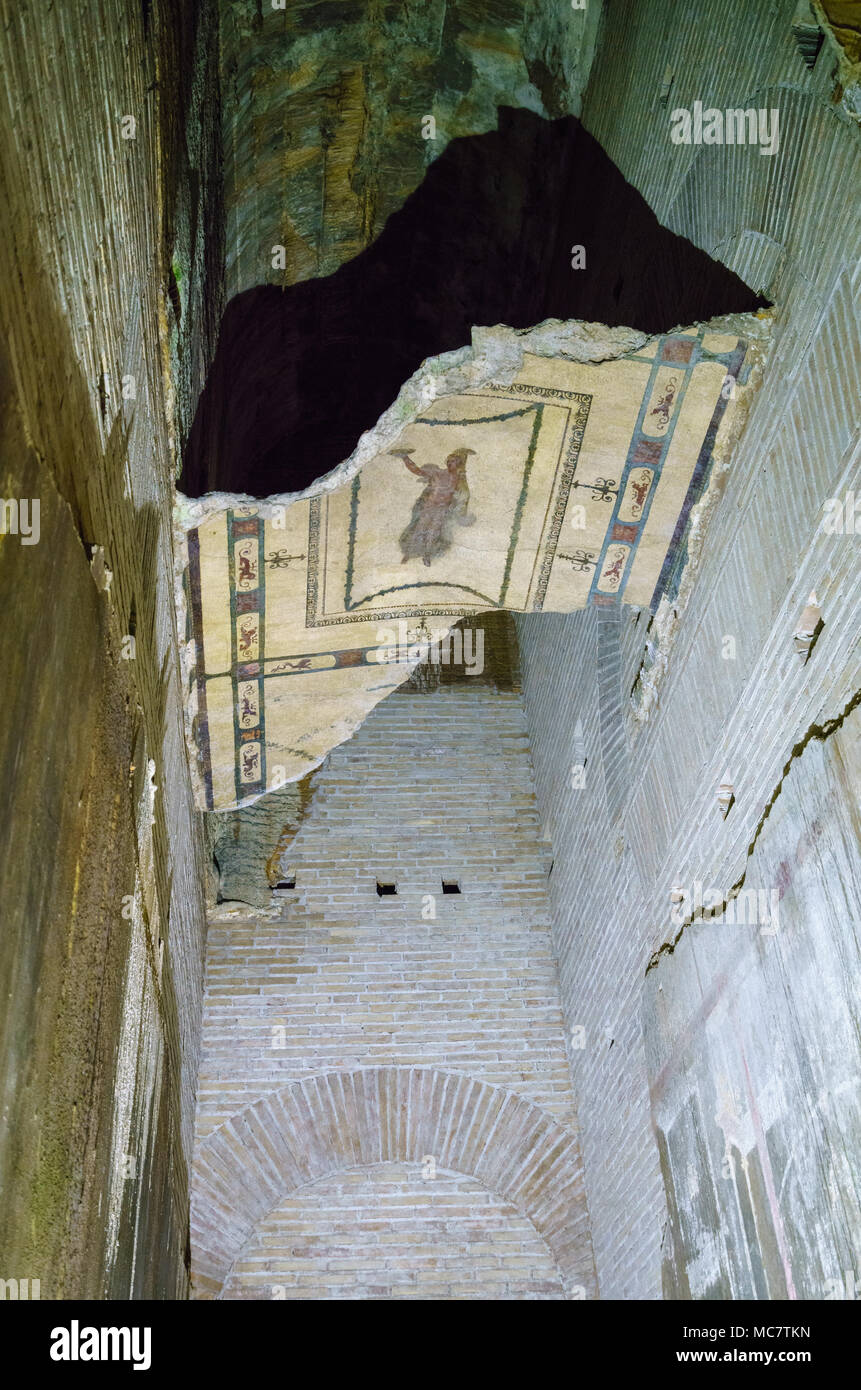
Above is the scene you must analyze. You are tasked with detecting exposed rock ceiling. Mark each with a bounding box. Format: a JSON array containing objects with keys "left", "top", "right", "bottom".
[{"left": 217, "top": 0, "right": 602, "bottom": 299}]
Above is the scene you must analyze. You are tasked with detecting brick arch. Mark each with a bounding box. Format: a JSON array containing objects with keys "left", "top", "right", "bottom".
[{"left": 191, "top": 1067, "right": 595, "bottom": 1299}]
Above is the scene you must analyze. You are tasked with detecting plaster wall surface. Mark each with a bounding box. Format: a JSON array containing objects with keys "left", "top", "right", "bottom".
[{"left": 645, "top": 706, "right": 861, "bottom": 1300}]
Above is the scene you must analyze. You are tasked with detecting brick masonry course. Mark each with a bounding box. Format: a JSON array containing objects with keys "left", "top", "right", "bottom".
[
  {"left": 516, "top": 0, "right": 861, "bottom": 1300},
  {"left": 191, "top": 683, "right": 596, "bottom": 1298}
]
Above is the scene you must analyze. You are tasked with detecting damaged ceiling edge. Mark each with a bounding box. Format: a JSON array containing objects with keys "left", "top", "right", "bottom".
[
  {"left": 173, "top": 315, "right": 653, "bottom": 532},
  {"left": 628, "top": 309, "right": 775, "bottom": 727},
  {"left": 176, "top": 309, "right": 774, "bottom": 813},
  {"left": 173, "top": 315, "right": 653, "bottom": 803},
  {"left": 174, "top": 309, "right": 773, "bottom": 532}
]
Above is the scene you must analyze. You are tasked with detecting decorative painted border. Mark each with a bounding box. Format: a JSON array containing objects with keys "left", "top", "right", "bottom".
[
  {"left": 228, "top": 510, "right": 266, "bottom": 802},
  {"left": 189, "top": 338, "right": 747, "bottom": 798},
  {"left": 581, "top": 330, "right": 750, "bottom": 609},
  {"left": 587, "top": 331, "right": 702, "bottom": 607},
  {"left": 650, "top": 339, "right": 748, "bottom": 611},
  {"left": 529, "top": 393, "right": 592, "bottom": 610},
  {"left": 186, "top": 527, "right": 214, "bottom": 811}
]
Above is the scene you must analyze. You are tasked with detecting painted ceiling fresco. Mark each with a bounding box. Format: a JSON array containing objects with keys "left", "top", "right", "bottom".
[{"left": 177, "top": 316, "right": 768, "bottom": 811}]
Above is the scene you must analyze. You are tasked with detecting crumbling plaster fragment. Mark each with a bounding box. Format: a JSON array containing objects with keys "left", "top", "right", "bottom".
[
  {"left": 175, "top": 311, "right": 770, "bottom": 811},
  {"left": 175, "top": 316, "right": 648, "bottom": 528},
  {"left": 628, "top": 309, "right": 774, "bottom": 729}
]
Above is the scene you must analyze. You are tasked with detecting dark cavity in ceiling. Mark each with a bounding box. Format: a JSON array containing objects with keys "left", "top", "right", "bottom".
[{"left": 181, "top": 108, "right": 766, "bottom": 498}]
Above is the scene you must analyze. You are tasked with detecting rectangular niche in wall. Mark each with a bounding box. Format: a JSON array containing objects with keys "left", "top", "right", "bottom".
[
  {"left": 442, "top": 879, "right": 462, "bottom": 894},
  {"left": 376, "top": 880, "right": 398, "bottom": 897}
]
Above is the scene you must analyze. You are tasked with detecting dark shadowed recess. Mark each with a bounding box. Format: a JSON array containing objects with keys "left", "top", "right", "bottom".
[{"left": 182, "top": 108, "right": 766, "bottom": 498}]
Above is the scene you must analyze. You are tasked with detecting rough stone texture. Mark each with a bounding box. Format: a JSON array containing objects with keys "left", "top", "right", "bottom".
[
  {"left": 814, "top": 1, "right": 861, "bottom": 119},
  {"left": 515, "top": 0, "right": 861, "bottom": 1300},
  {"left": 208, "top": 778, "right": 315, "bottom": 908},
  {"left": 218, "top": 0, "right": 602, "bottom": 301},
  {"left": 191, "top": 674, "right": 595, "bottom": 1298},
  {"left": 0, "top": 0, "right": 220, "bottom": 1296}
]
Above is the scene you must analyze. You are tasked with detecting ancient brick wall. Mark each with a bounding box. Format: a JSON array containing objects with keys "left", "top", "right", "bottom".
[
  {"left": 516, "top": 0, "right": 861, "bottom": 1301},
  {"left": 515, "top": 607, "right": 663, "bottom": 1300},
  {"left": 191, "top": 681, "right": 596, "bottom": 1298},
  {"left": 224, "top": 1163, "right": 566, "bottom": 1300}
]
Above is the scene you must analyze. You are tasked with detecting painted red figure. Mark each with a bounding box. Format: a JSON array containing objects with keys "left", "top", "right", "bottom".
[{"left": 394, "top": 447, "right": 476, "bottom": 567}]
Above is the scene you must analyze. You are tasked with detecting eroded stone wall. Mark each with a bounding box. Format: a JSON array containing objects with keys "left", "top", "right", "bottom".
[{"left": 0, "top": 0, "right": 221, "bottom": 1296}]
